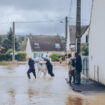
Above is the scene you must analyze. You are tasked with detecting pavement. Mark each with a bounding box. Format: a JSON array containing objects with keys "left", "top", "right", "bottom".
[{"left": 66, "top": 75, "right": 105, "bottom": 94}]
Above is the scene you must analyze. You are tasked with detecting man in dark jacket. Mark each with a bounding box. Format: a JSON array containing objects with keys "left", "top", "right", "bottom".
[
  {"left": 27, "top": 56, "right": 36, "bottom": 79},
  {"left": 75, "top": 52, "right": 82, "bottom": 84},
  {"left": 44, "top": 58, "right": 54, "bottom": 77}
]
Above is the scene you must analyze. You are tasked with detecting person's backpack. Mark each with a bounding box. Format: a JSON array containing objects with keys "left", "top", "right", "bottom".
[{"left": 72, "top": 58, "right": 76, "bottom": 67}]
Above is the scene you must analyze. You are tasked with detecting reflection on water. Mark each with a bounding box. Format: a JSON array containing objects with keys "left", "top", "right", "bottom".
[
  {"left": 0, "top": 65, "right": 105, "bottom": 105},
  {"left": 89, "top": 95, "right": 105, "bottom": 105},
  {"left": 38, "top": 77, "right": 54, "bottom": 81},
  {"left": 28, "top": 88, "right": 39, "bottom": 104},
  {"left": 66, "top": 95, "right": 105, "bottom": 105},
  {"left": 28, "top": 88, "right": 34, "bottom": 103},
  {"left": 8, "top": 88, "right": 16, "bottom": 105},
  {"left": 5, "top": 65, "right": 17, "bottom": 70},
  {"left": 66, "top": 96, "right": 83, "bottom": 105}
]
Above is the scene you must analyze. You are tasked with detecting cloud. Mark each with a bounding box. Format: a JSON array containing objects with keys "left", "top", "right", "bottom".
[
  {"left": 0, "top": 0, "right": 92, "bottom": 35},
  {"left": 0, "top": 0, "right": 69, "bottom": 13}
]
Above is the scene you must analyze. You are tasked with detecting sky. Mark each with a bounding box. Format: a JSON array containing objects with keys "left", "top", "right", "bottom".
[{"left": 0, "top": 0, "right": 92, "bottom": 36}]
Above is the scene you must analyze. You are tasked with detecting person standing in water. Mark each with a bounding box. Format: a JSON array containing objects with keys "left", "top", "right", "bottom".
[
  {"left": 44, "top": 58, "right": 55, "bottom": 77},
  {"left": 75, "top": 52, "right": 82, "bottom": 84},
  {"left": 27, "top": 56, "right": 36, "bottom": 79}
]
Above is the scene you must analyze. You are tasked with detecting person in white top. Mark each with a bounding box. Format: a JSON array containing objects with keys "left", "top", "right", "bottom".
[{"left": 68, "top": 54, "right": 76, "bottom": 85}]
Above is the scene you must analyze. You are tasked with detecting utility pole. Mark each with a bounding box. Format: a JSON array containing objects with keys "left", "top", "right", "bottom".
[
  {"left": 65, "top": 16, "right": 69, "bottom": 66},
  {"left": 65, "top": 16, "right": 68, "bottom": 53},
  {"left": 76, "top": 0, "right": 81, "bottom": 53},
  {"left": 12, "top": 21, "right": 15, "bottom": 62}
]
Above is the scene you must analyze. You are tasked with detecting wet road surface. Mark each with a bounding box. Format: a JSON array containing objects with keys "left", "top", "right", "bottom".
[{"left": 0, "top": 64, "right": 105, "bottom": 105}]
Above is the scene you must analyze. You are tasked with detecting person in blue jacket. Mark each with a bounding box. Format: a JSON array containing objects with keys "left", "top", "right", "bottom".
[
  {"left": 44, "top": 58, "right": 54, "bottom": 77},
  {"left": 75, "top": 52, "right": 82, "bottom": 84},
  {"left": 27, "top": 56, "right": 36, "bottom": 79}
]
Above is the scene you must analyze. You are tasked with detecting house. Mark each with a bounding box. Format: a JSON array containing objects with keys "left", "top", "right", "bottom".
[
  {"left": 89, "top": 0, "right": 105, "bottom": 85},
  {"left": 26, "top": 35, "right": 65, "bottom": 59},
  {"left": 68, "top": 25, "right": 89, "bottom": 76},
  {"left": 69, "top": 25, "right": 89, "bottom": 55},
  {"left": 69, "top": 25, "right": 89, "bottom": 45},
  {"left": 81, "top": 27, "right": 89, "bottom": 45}
]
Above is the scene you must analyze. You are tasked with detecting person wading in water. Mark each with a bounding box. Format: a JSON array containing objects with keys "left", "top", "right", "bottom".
[
  {"left": 44, "top": 58, "right": 55, "bottom": 77},
  {"left": 27, "top": 56, "right": 36, "bottom": 79}
]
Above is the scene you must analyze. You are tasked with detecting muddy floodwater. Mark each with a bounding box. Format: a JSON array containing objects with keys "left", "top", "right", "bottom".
[{"left": 0, "top": 64, "right": 105, "bottom": 105}]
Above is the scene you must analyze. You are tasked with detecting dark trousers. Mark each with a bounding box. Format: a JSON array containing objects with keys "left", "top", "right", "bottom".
[
  {"left": 27, "top": 69, "right": 36, "bottom": 79},
  {"left": 47, "top": 66, "right": 54, "bottom": 77},
  {"left": 75, "top": 71, "right": 81, "bottom": 84}
]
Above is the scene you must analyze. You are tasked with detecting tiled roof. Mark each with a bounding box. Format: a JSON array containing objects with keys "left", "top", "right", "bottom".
[
  {"left": 69, "top": 25, "right": 89, "bottom": 45},
  {"left": 29, "top": 35, "right": 65, "bottom": 52}
]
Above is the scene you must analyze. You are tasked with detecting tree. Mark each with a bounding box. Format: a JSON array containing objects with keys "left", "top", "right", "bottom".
[
  {"left": 81, "top": 44, "right": 88, "bottom": 56},
  {"left": 2, "top": 39, "right": 11, "bottom": 52},
  {"left": 8, "top": 27, "right": 12, "bottom": 42},
  {"left": 2, "top": 28, "right": 12, "bottom": 52},
  {"left": 0, "top": 37, "right": 2, "bottom": 45},
  {"left": 50, "top": 52, "right": 65, "bottom": 61},
  {"left": 2, "top": 27, "right": 20, "bottom": 52},
  {"left": 15, "top": 38, "right": 20, "bottom": 51}
]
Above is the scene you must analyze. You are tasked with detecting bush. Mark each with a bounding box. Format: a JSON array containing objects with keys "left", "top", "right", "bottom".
[
  {"left": 82, "top": 45, "right": 88, "bottom": 56},
  {"left": 0, "top": 54, "right": 12, "bottom": 61},
  {"left": 6, "top": 49, "right": 13, "bottom": 54},
  {"left": 16, "top": 51, "right": 26, "bottom": 61},
  {"left": 0, "top": 51, "right": 26, "bottom": 61},
  {"left": 50, "top": 52, "right": 65, "bottom": 61}
]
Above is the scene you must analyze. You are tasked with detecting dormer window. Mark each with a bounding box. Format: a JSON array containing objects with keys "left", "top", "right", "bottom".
[
  {"left": 34, "top": 43, "right": 40, "bottom": 48},
  {"left": 55, "top": 43, "right": 60, "bottom": 48}
]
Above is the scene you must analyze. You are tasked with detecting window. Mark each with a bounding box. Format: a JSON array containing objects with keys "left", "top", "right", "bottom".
[
  {"left": 34, "top": 43, "right": 40, "bottom": 48},
  {"left": 86, "top": 35, "right": 88, "bottom": 43},
  {"left": 46, "top": 54, "right": 48, "bottom": 57},
  {"left": 34, "top": 53, "right": 37, "bottom": 58},
  {"left": 40, "top": 53, "right": 44, "bottom": 58},
  {"left": 55, "top": 43, "right": 60, "bottom": 48}
]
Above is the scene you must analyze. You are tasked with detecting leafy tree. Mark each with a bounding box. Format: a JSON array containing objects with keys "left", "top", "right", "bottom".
[
  {"left": 6, "top": 49, "right": 13, "bottom": 54},
  {"left": 2, "top": 39, "right": 11, "bottom": 52},
  {"left": 15, "top": 38, "right": 20, "bottom": 51},
  {"left": 2, "top": 27, "right": 20, "bottom": 52},
  {"left": 0, "top": 36, "right": 2, "bottom": 45},
  {"left": 82, "top": 45, "right": 88, "bottom": 56},
  {"left": 2, "top": 28, "right": 12, "bottom": 52},
  {"left": 8, "top": 27, "right": 12, "bottom": 43},
  {"left": 20, "top": 37, "right": 27, "bottom": 51},
  {"left": 50, "top": 52, "right": 65, "bottom": 61}
]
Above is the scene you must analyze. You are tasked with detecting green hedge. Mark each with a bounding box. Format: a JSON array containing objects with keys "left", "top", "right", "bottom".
[
  {"left": 6, "top": 49, "right": 13, "bottom": 54},
  {"left": 16, "top": 52, "right": 26, "bottom": 61},
  {"left": 0, "top": 54, "right": 12, "bottom": 61},
  {"left": 0, "top": 51, "right": 26, "bottom": 61},
  {"left": 50, "top": 52, "right": 65, "bottom": 61},
  {"left": 81, "top": 45, "right": 88, "bottom": 56}
]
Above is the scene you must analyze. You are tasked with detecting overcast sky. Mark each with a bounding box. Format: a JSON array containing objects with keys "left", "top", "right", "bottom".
[{"left": 0, "top": 0, "right": 92, "bottom": 36}]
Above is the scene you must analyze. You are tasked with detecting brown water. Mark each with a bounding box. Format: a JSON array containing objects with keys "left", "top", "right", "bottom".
[{"left": 0, "top": 65, "right": 105, "bottom": 105}]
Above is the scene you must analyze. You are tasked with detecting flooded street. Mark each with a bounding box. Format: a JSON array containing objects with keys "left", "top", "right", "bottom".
[{"left": 0, "top": 64, "right": 105, "bottom": 105}]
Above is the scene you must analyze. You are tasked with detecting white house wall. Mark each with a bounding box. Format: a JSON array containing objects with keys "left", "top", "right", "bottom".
[
  {"left": 89, "top": 0, "right": 105, "bottom": 85},
  {"left": 26, "top": 38, "right": 33, "bottom": 59},
  {"left": 32, "top": 51, "right": 64, "bottom": 60},
  {"left": 81, "top": 28, "right": 89, "bottom": 44}
]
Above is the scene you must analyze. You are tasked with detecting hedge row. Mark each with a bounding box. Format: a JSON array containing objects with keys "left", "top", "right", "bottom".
[
  {"left": 16, "top": 52, "right": 26, "bottom": 61},
  {"left": 0, "top": 52, "right": 26, "bottom": 61},
  {"left": 50, "top": 53, "right": 65, "bottom": 61},
  {"left": 0, "top": 54, "right": 12, "bottom": 61}
]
